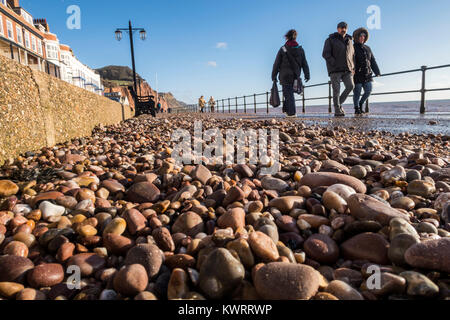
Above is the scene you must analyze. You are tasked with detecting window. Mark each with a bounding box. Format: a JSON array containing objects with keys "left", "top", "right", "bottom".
[
  {"left": 6, "top": 20, "right": 13, "bottom": 40},
  {"left": 31, "top": 36, "right": 36, "bottom": 52},
  {"left": 37, "top": 39, "right": 42, "bottom": 55},
  {"left": 46, "top": 43, "right": 59, "bottom": 59},
  {"left": 0, "top": 14, "right": 3, "bottom": 36},
  {"left": 24, "top": 30, "right": 30, "bottom": 48},
  {"left": 16, "top": 26, "right": 23, "bottom": 45}
]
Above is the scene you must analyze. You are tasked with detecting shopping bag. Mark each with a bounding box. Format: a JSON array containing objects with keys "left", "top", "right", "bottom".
[{"left": 270, "top": 81, "right": 280, "bottom": 107}]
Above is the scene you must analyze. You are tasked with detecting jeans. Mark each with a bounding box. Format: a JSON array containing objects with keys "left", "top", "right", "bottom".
[
  {"left": 282, "top": 84, "right": 296, "bottom": 116},
  {"left": 330, "top": 71, "right": 355, "bottom": 110},
  {"left": 353, "top": 82, "right": 373, "bottom": 109}
]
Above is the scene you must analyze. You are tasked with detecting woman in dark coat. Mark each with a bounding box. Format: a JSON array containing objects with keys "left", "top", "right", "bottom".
[
  {"left": 272, "top": 29, "right": 310, "bottom": 117},
  {"left": 352, "top": 27, "right": 381, "bottom": 114}
]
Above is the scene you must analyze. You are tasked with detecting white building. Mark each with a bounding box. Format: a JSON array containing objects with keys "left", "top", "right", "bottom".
[{"left": 60, "top": 44, "right": 103, "bottom": 95}]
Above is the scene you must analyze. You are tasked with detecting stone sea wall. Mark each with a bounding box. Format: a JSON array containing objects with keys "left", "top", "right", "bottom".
[{"left": 0, "top": 55, "right": 134, "bottom": 165}]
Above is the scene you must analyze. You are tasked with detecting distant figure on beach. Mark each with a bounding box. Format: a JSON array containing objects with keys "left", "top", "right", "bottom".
[
  {"left": 209, "top": 96, "right": 216, "bottom": 113},
  {"left": 198, "top": 95, "right": 206, "bottom": 113},
  {"left": 272, "top": 29, "right": 310, "bottom": 118},
  {"left": 157, "top": 99, "right": 162, "bottom": 113},
  {"left": 352, "top": 27, "right": 381, "bottom": 115},
  {"left": 322, "top": 21, "right": 355, "bottom": 117}
]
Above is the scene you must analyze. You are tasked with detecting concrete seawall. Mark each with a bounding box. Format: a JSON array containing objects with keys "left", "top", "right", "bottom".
[{"left": 0, "top": 55, "right": 134, "bottom": 165}]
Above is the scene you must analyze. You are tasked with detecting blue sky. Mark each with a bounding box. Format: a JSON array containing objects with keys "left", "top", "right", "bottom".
[{"left": 19, "top": 0, "right": 450, "bottom": 104}]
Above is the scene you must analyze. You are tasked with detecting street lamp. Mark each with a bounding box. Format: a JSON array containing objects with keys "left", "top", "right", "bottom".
[{"left": 115, "top": 20, "right": 147, "bottom": 96}]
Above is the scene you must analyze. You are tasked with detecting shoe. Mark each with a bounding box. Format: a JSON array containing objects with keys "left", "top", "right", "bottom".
[
  {"left": 355, "top": 108, "right": 362, "bottom": 115},
  {"left": 339, "top": 106, "right": 346, "bottom": 115}
]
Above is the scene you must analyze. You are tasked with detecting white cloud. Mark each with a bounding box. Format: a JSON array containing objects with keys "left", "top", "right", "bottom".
[
  {"left": 207, "top": 61, "right": 217, "bottom": 67},
  {"left": 216, "top": 42, "right": 227, "bottom": 49}
]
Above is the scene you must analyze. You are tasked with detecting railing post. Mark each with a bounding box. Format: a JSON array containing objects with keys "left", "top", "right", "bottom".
[
  {"left": 365, "top": 98, "right": 369, "bottom": 113},
  {"left": 235, "top": 97, "right": 238, "bottom": 113},
  {"left": 302, "top": 89, "right": 306, "bottom": 113},
  {"left": 244, "top": 96, "right": 247, "bottom": 113},
  {"left": 328, "top": 81, "right": 332, "bottom": 113},
  {"left": 228, "top": 98, "right": 231, "bottom": 113},
  {"left": 254, "top": 94, "right": 257, "bottom": 113},
  {"left": 420, "top": 65, "right": 427, "bottom": 114},
  {"left": 266, "top": 92, "right": 269, "bottom": 114}
]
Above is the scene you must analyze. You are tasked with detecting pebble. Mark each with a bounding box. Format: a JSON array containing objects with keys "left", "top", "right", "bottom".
[
  {"left": 222, "top": 186, "right": 245, "bottom": 207},
  {"left": 349, "top": 165, "right": 367, "bottom": 179},
  {"left": 404, "top": 238, "right": 450, "bottom": 273},
  {"left": 3, "top": 241, "right": 29, "bottom": 257},
  {"left": 254, "top": 262, "right": 320, "bottom": 300},
  {"left": 0, "top": 180, "right": 19, "bottom": 197},
  {"left": 248, "top": 231, "right": 280, "bottom": 262},
  {"left": 261, "top": 176, "right": 289, "bottom": 192},
  {"left": 300, "top": 172, "right": 367, "bottom": 194},
  {"left": 388, "top": 233, "right": 420, "bottom": 266},
  {"left": 0, "top": 282, "right": 24, "bottom": 299},
  {"left": 268, "top": 196, "right": 305, "bottom": 214},
  {"left": 0, "top": 255, "right": 34, "bottom": 283},
  {"left": 226, "top": 239, "right": 255, "bottom": 269},
  {"left": 167, "top": 268, "right": 189, "bottom": 299},
  {"left": 407, "top": 180, "right": 436, "bottom": 198},
  {"left": 391, "top": 197, "right": 415, "bottom": 211},
  {"left": 123, "top": 209, "right": 147, "bottom": 235},
  {"left": 198, "top": 248, "right": 245, "bottom": 299},
  {"left": 172, "top": 211, "right": 204, "bottom": 237},
  {"left": 103, "top": 217, "right": 127, "bottom": 236},
  {"left": 66, "top": 253, "right": 106, "bottom": 277},
  {"left": 322, "top": 190, "right": 347, "bottom": 214},
  {"left": 326, "top": 184, "right": 356, "bottom": 201},
  {"left": 126, "top": 182, "right": 160, "bottom": 203},
  {"left": 340, "top": 233, "right": 390, "bottom": 264},
  {"left": 39, "top": 201, "right": 65, "bottom": 222},
  {"left": 113, "top": 264, "right": 148, "bottom": 296},
  {"left": 400, "top": 271, "right": 439, "bottom": 297},
  {"left": 103, "top": 233, "right": 135, "bottom": 255},
  {"left": 16, "top": 288, "right": 46, "bottom": 300},
  {"left": 191, "top": 164, "right": 212, "bottom": 185},
  {"left": 303, "top": 234, "right": 339, "bottom": 264},
  {"left": 348, "top": 194, "right": 409, "bottom": 225},
  {"left": 152, "top": 227, "right": 175, "bottom": 252},
  {"left": 325, "top": 280, "right": 364, "bottom": 300},
  {"left": 27, "top": 263, "right": 64, "bottom": 288},
  {"left": 217, "top": 207, "right": 245, "bottom": 231},
  {"left": 124, "top": 243, "right": 163, "bottom": 279}
]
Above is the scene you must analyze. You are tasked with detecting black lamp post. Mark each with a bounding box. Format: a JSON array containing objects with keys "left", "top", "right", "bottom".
[{"left": 115, "top": 20, "right": 147, "bottom": 96}]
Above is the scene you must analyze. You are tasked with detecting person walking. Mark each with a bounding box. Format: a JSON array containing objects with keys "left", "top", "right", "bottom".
[
  {"left": 198, "top": 95, "right": 206, "bottom": 113},
  {"left": 209, "top": 96, "right": 216, "bottom": 113},
  {"left": 322, "top": 22, "right": 355, "bottom": 117},
  {"left": 352, "top": 27, "right": 381, "bottom": 115},
  {"left": 272, "top": 29, "right": 310, "bottom": 117},
  {"left": 156, "top": 99, "right": 162, "bottom": 113}
]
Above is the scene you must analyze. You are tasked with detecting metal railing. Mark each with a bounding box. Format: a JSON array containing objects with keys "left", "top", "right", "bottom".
[{"left": 183, "top": 64, "right": 450, "bottom": 114}]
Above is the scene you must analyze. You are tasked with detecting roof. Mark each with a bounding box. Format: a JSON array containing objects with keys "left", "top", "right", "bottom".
[{"left": 0, "top": 3, "right": 44, "bottom": 39}]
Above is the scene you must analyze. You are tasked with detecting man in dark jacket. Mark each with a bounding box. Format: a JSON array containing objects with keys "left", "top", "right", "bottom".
[
  {"left": 272, "top": 29, "right": 310, "bottom": 117},
  {"left": 352, "top": 27, "right": 381, "bottom": 114},
  {"left": 322, "top": 22, "right": 355, "bottom": 117}
]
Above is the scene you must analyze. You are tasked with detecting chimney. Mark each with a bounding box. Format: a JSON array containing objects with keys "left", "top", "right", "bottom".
[
  {"left": 34, "top": 18, "right": 49, "bottom": 32},
  {"left": 7, "top": 0, "right": 20, "bottom": 8}
]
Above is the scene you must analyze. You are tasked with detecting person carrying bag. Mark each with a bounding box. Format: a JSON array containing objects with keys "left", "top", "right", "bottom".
[{"left": 271, "top": 29, "right": 310, "bottom": 117}]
